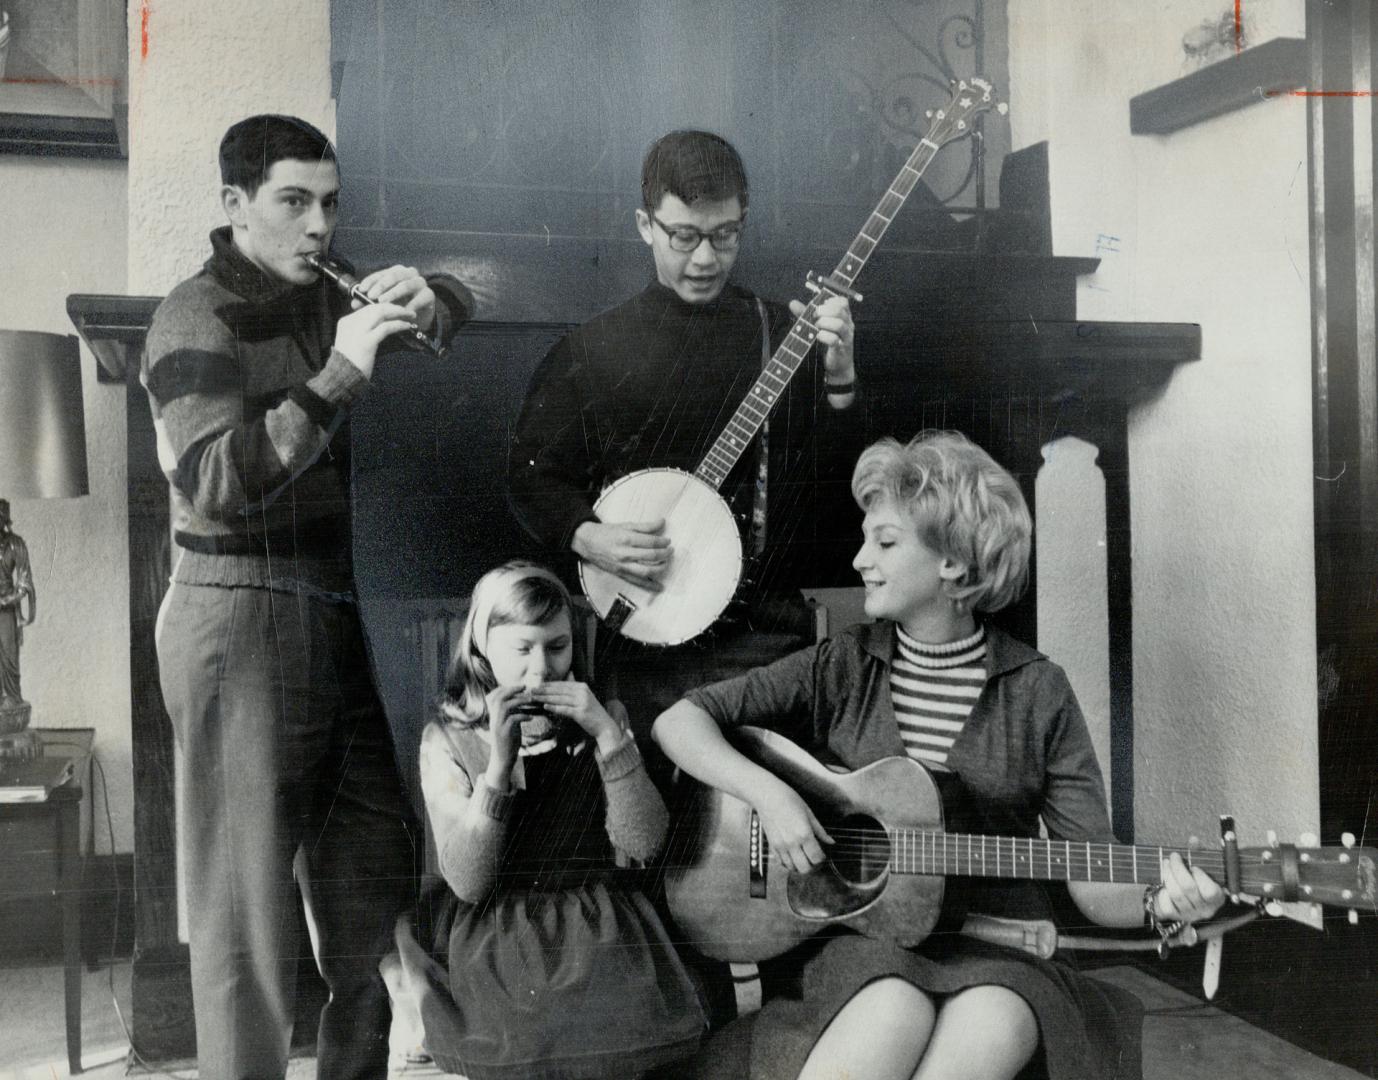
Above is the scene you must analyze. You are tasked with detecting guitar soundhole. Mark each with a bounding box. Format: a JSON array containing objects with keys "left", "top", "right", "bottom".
[{"left": 828, "top": 814, "right": 891, "bottom": 886}]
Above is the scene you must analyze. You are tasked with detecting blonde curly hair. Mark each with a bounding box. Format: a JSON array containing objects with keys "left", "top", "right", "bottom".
[{"left": 851, "top": 431, "right": 1032, "bottom": 614}]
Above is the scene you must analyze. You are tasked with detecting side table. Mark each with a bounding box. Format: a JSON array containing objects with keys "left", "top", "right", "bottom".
[{"left": 0, "top": 727, "right": 95, "bottom": 1074}]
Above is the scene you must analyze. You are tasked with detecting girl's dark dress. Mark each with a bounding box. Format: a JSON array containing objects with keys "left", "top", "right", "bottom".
[
  {"left": 407, "top": 720, "right": 705, "bottom": 1080},
  {"left": 681, "top": 621, "right": 1144, "bottom": 1080}
]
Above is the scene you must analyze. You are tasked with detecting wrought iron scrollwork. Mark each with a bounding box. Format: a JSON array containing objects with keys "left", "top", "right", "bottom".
[{"left": 869, "top": 0, "right": 989, "bottom": 210}]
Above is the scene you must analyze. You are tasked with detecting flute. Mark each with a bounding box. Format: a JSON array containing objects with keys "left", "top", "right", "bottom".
[{"left": 303, "top": 251, "right": 448, "bottom": 359}]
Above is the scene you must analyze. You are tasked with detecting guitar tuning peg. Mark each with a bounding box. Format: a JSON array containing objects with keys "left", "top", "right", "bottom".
[
  {"left": 1299, "top": 831, "right": 1319, "bottom": 848},
  {"left": 1187, "top": 834, "right": 1201, "bottom": 850},
  {"left": 1350, "top": 908, "right": 1360, "bottom": 925},
  {"left": 1342, "top": 831, "right": 1356, "bottom": 849},
  {"left": 1266, "top": 830, "right": 1279, "bottom": 847}
]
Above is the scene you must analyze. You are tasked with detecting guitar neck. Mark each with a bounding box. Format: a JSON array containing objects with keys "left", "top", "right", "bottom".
[
  {"left": 692, "top": 135, "right": 944, "bottom": 491},
  {"left": 886, "top": 830, "right": 1227, "bottom": 886}
]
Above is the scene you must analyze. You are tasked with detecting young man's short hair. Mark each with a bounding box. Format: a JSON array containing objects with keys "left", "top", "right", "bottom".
[
  {"left": 219, "top": 114, "right": 336, "bottom": 197},
  {"left": 851, "top": 431, "right": 1032, "bottom": 614},
  {"left": 640, "top": 129, "right": 749, "bottom": 211}
]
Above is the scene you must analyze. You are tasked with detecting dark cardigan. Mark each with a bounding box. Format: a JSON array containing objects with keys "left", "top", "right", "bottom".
[
  {"left": 683, "top": 621, "right": 1142, "bottom": 1080},
  {"left": 685, "top": 619, "right": 1116, "bottom": 850}
]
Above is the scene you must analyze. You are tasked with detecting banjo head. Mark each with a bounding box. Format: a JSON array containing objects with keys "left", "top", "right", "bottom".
[{"left": 581, "top": 469, "right": 743, "bottom": 646}]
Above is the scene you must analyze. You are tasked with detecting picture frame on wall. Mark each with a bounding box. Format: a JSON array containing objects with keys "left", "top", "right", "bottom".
[{"left": 0, "top": 0, "right": 125, "bottom": 158}]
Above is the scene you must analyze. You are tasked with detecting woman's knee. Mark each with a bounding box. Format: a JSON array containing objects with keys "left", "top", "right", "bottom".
[
  {"left": 800, "top": 978, "right": 936, "bottom": 1080},
  {"left": 915, "top": 985, "right": 1039, "bottom": 1080},
  {"left": 950, "top": 985, "right": 1038, "bottom": 1046},
  {"left": 854, "top": 977, "right": 938, "bottom": 1031}
]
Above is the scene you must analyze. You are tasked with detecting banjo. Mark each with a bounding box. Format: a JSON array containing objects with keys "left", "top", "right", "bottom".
[{"left": 581, "top": 78, "right": 1005, "bottom": 646}]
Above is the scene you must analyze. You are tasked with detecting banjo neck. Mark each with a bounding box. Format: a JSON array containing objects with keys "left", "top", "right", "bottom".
[{"left": 692, "top": 77, "right": 999, "bottom": 492}]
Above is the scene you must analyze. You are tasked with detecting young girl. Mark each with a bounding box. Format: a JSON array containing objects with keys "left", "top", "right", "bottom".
[
  {"left": 653, "top": 433, "right": 1224, "bottom": 1080},
  {"left": 411, "top": 560, "right": 705, "bottom": 1079}
]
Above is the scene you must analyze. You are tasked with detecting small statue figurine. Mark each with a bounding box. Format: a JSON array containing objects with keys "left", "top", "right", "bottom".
[{"left": 0, "top": 498, "right": 39, "bottom": 761}]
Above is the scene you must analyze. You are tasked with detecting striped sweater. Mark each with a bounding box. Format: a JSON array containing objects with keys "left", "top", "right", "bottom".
[
  {"left": 141, "top": 227, "right": 465, "bottom": 594},
  {"left": 890, "top": 623, "right": 988, "bottom": 768}
]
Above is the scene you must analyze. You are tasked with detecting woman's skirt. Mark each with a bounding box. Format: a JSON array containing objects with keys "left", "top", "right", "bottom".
[
  {"left": 401, "top": 880, "right": 705, "bottom": 1080},
  {"left": 694, "top": 932, "right": 1143, "bottom": 1080}
]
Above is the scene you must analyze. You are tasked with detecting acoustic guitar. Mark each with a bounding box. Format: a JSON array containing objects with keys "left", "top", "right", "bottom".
[
  {"left": 665, "top": 727, "right": 1378, "bottom": 962},
  {"left": 579, "top": 78, "right": 1006, "bottom": 646}
]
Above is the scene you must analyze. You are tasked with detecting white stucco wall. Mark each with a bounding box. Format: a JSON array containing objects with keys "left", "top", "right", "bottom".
[
  {"left": 1013, "top": 0, "right": 1319, "bottom": 845},
  {"left": 126, "top": 0, "right": 334, "bottom": 294},
  {"left": 0, "top": 157, "right": 130, "bottom": 853}
]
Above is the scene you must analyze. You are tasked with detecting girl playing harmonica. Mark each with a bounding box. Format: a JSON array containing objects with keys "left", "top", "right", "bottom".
[{"left": 414, "top": 560, "right": 704, "bottom": 1079}]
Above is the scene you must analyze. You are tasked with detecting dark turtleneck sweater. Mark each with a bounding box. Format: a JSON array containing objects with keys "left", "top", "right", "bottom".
[
  {"left": 142, "top": 227, "right": 466, "bottom": 595},
  {"left": 508, "top": 280, "right": 865, "bottom": 595}
]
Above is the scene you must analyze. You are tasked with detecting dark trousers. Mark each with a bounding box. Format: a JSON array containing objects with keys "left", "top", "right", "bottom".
[{"left": 156, "top": 582, "right": 417, "bottom": 1080}]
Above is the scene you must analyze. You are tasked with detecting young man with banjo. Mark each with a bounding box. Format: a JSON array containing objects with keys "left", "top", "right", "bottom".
[{"left": 507, "top": 129, "right": 865, "bottom": 761}]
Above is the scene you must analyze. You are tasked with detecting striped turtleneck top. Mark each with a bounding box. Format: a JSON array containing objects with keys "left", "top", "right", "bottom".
[{"left": 890, "top": 623, "right": 988, "bottom": 769}]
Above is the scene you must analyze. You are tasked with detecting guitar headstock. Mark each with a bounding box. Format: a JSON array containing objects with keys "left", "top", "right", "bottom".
[
  {"left": 1238, "top": 834, "right": 1378, "bottom": 921},
  {"left": 923, "top": 76, "right": 1007, "bottom": 148}
]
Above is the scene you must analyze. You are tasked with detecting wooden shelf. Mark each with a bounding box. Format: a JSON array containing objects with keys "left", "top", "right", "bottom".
[
  {"left": 66, "top": 294, "right": 161, "bottom": 383},
  {"left": 1130, "top": 37, "right": 1307, "bottom": 136}
]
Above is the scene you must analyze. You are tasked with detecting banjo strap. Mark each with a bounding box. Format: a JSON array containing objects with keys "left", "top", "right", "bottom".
[{"left": 748, "top": 298, "right": 772, "bottom": 558}]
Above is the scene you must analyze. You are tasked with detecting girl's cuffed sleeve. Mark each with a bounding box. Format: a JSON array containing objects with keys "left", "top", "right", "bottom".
[{"left": 596, "top": 730, "right": 669, "bottom": 864}]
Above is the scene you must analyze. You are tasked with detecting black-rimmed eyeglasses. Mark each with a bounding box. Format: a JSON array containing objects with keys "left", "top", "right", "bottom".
[{"left": 649, "top": 211, "right": 745, "bottom": 253}]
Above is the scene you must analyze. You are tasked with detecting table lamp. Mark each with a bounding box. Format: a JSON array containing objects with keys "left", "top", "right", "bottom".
[{"left": 0, "top": 330, "right": 89, "bottom": 761}]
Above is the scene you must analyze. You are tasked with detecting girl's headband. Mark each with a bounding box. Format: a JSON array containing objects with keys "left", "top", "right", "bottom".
[{"left": 470, "top": 563, "right": 568, "bottom": 657}]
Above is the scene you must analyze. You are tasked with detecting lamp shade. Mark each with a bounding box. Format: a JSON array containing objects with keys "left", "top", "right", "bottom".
[{"left": 0, "top": 330, "right": 89, "bottom": 498}]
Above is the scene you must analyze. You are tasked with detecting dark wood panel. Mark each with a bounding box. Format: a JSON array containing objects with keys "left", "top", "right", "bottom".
[
  {"left": 332, "top": 0, "right": 1009, "bottom": 248},
  {"left": 124, "top": 370, "right": 175, "bottom": 954}
]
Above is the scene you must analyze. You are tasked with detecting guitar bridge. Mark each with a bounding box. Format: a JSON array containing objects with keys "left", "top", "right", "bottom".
[{"left": 749, "top": 810, "right": 768, "bottom": 898}]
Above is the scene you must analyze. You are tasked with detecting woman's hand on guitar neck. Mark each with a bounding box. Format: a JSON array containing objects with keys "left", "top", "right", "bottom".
[
  {"left": 1155, "top": 851, "right": 1227, "bottom": 925},
  {"left": 1071, "top": 850, "right": 1227, "bottom": 929},
  {"left": 573, "top": 519, "right": 671, "bottom": 591},
  {"left": 756, "top": 780, "right": 835, "bottom": 874}
]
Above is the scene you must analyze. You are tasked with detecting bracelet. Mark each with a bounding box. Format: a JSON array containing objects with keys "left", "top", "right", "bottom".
[
  {"left": 1143, "top": 883, "right": 1186, "bottom": 958},
  {"left": 824, "top": 379, "right": 856, "bottom": 395}
]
